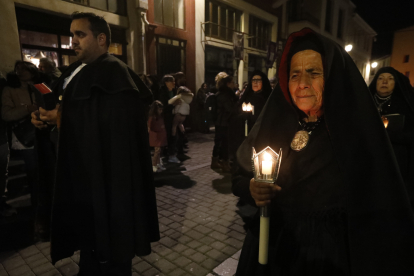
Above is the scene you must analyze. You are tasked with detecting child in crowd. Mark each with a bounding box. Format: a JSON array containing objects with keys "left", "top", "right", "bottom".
[
  {"left": 168, "top": 86, "right": 194, "bottom": 137},
  {"left": 148, "top": 101, "right": 167, "bottom": 173}
]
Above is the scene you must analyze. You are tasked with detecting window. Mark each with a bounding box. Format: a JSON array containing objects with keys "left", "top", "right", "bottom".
[
  {"left": 20, "top": 29, "right": 125, "bottom": 67},
  {"left": 154, "top": 0, "right": 185, "bottom": 29},
  {"left": 288, "top": 0, "right": 321, "bottom": 27},
  {"left": 249, "top": 16, "right": 272, "bottom": 51},
  {"left": 156, "top": 37, "right": 186, "bottom": 79},
  {"left": 337, "top": 9, "right": 344, "bottom": 39},
  {"left": 64, "top": 0, "right": 126, "bottom": 15},
  {"left": 205, "top": 0, "right": 242, "bottom": 42},
  {"left": 404, "top": 55, "right": 410, "bottom": 63},
  {"left": 325, "top": 0, "right": 332, "bottom": 33}
]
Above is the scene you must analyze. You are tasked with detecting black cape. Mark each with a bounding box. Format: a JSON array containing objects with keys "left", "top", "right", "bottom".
[
  {"left": 229, "top": 70, "right": 272, "bottom": 158},
  {"left": 234, "top": 28, "right": 414, "bottom": 275},
  {"left": 50, "top": 53, "right": 159, "bottom": 263},
  {"left": 369, "top": 67, "right": 414, "bottom": 206}
]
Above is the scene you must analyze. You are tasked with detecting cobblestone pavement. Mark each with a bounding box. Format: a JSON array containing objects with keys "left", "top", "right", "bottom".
[{"left": 0, "top": 131, "right": 250, "bottom": 276}]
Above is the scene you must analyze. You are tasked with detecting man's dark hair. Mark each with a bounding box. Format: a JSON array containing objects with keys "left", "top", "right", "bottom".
[{"left": 71, "top": 12, "right": 111, "bottom": 47}]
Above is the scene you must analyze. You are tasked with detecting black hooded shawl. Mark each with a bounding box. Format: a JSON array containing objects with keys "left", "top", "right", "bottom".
[
  {"left": 369, "top": 67, "right": 414, "bottom": 206},
  {"left": 50, "top": 53, "right": 159, "bottom": 263},
  {"left": 233, "top": 29, "right": 414, "bottom": 275},
  {"left": 229, "top": 71, "right": 272, "bottom": 157}
]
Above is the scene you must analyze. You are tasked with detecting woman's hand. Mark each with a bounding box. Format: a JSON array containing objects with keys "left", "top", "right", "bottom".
[{"left": 249, "top": 178, "right": 281, "bottom": 207}]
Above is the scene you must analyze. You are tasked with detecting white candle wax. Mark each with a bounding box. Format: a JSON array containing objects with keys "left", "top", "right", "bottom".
[
  {"left": 262, "top": 160, "right": 272, "bottom": 175},
  {"left": 258, "top": 216, "right": 269, "bottom": 264},
  {"left": 245, "top": 120, "right": 248, "bottom": 136}
]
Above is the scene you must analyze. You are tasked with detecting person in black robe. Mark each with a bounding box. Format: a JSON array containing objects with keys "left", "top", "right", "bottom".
[
  {"left": 31, "top": 12, "right": 159, "bottom": 275},
  {"left": 369, "top": 67, "right": 414, "bottom": 209},
  {"left": 229, "top": 70, "right": 272, "bottom": 161},
  {"left": 232, "top": 28, "right": 414, "bottom": 275}
]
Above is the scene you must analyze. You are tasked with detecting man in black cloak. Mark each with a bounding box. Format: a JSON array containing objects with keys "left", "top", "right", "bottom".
[
  {"left": 31, "top": 12, "right": 159, "bottom": 275},
  {"left": 232, "top": 28, "right": 414, "bottom": 275}
]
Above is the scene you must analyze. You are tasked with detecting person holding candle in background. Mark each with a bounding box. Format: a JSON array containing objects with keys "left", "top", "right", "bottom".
[
  {"left": 369, "top": 67, "right": 414, "bottom": 210},
  {"left": 232, "top": 28, "right": 414, "bottom": 275},
  {"left": 229, "top": 71, "right": 272, "bottom": 172}
]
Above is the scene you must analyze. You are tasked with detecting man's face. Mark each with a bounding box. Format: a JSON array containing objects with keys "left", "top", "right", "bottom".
[
  {"left": 289, "top": 50, "right": 324, "bottom": 116},
  {"left": 38, "top": 62, "right": 51, "bottom": 73},
  {"left": 70, "top": 18, "right": 100, "bottom": 63},
  {"left": 376, "top": 73, "right": 395, "bottom": 97}
]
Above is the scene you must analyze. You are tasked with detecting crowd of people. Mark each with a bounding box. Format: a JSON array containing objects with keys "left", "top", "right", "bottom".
[{"left": 0, "top": 12, "right": 413, "bottom": 276}]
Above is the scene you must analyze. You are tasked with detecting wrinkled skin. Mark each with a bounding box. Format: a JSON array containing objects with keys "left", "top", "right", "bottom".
[
  {"left": 250, "top": 50, "right": 325, "bottom": 206},
  {"left": 289, "top": 50, "right": 324, "bottom": 122}
]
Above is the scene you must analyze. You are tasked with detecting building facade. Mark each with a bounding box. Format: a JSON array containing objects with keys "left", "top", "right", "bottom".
[
  {"left": 0, "top": 0, "right": 148, "bottom": 76},
  {"left": 275, "top": 0, "right": 376, "bottom": 83},
  {"left": 391, "top": 26, "right": 414, "bottom": 86}
]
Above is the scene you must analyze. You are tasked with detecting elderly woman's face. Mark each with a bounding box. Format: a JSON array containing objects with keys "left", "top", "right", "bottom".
[
  {"left": 376, "top": 73, "right": 395, "bottom": 97},
  {"left": 289, "top": 50, "right": 324, "bottom": 116},
  {"left": 252, "top": 75, "right": 263, "bottom": 92}
]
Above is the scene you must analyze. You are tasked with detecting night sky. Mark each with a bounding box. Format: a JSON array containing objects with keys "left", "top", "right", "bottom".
[{"left": 351, "top": 0, "right": 414, "bottom": 59}]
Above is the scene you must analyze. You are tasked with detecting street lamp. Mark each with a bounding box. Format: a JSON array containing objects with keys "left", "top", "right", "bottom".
[
  {"left": 371, "top": 62, "right": 378, "bottom": 68},
  {"left": 345, "top": 44, "right": 353, "bottom": 52}
]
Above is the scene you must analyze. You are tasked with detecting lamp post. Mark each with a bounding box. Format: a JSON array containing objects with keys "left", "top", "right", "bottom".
[{"left": 252, "top": 146, "right": 282, "bottom": 264}]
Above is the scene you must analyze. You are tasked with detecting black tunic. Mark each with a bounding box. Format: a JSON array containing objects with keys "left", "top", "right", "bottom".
[
  {"left": 233, "top": 28, "right": 414, "bottom": 276},
  {"left": 50, "top": 54, "right": 159, "bottom": 264}
]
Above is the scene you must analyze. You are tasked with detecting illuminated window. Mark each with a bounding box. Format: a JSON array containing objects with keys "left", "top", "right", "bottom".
[{"left": 154, "top": 0, "right": 185, "bottom": 29}]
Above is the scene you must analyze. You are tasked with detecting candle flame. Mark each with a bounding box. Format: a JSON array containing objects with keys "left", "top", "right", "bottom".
[
  {"left": 242, "top": 102, "right": 247, "bottom": 111},
  {"left": 263, "top": 152, "right": 272, "bottom": 161},
  {"left": 382, "top": 116, "right": 389, "bottom": 128},
  {"left": 247, "top": 103, "right": 252, "bottom": 112}
]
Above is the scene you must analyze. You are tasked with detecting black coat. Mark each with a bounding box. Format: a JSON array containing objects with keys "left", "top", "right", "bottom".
[
  {"left": 216, "top": 86, "right": 237, "bottom": 127},
  {"left": 369, "top": 67, "right": 414, "bottom": 207},
  {"left": 233, "top": 28, "right": 414, "bottom": 275},
  {"left": 229, "top": 70, "right": 272, "bottom": 157},
  {"left": 50, "top": 53, "right": 159, "bottom": 264}
]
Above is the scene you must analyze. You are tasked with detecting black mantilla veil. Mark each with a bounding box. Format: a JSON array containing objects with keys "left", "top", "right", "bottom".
[
  {"left": 369, "top": 66, "right": 414, "bottom": 113},
  {"left": 236, "top": 28, "right": 414, "bottom": 274},
  {"left": 238, "top": 70, "right": 272, "bottom": 105}
]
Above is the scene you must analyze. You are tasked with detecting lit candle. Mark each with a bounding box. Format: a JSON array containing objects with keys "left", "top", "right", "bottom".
[
  {"left": 382, "top": 116, "right": 389, "bottom": 128},
  {"left": 242, "top": 102, "right": 247, "bottom": 111},
  {"left": 252, "top": 105, "right": 255, "bottom": 115},
  {"left": 261, "top": 152, "right": 273, "bottom": 175},
  {"left": 247, "top": 103, "right": 252, "bottom": 112},
  {"left": 245, "top": 120, "right": 248, "bottom": 136}
]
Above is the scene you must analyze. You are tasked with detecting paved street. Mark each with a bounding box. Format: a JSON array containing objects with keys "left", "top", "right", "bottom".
[{"left": 0, "top": 131, "right": 256, "bottom": 276}]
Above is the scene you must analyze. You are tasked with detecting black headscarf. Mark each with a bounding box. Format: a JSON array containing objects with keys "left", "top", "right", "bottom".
[
  {"left": 238, "top": 70, "right": 272, "bottom": 105},
  {"left": 237, "top": 28, "right": 414, "bottom": 274},
  {"left": 369, "top": 66, "right": 414, "bottom": 114}
]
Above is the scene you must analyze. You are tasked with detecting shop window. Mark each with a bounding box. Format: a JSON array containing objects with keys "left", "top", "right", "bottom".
[
  {"left": 205, "top": 0, "right": 242, "bottom": 42},
  {"left": 154, "top": 0, "right": 185, "bottom": 29},
  {"left": 20, "top": 29, "right": 125, "bottom": 67},
  {"left": 404, "top": 55, "right": 410, "bottom": 63},
  {"left": 65, "top": 0, "right": 126, "bottom": 15},
  {"left": 19, "top": 30, "right": 59, "bottom": 48},
  {"left": 249, "top": 16, "right": 272, "bottom": 51},
  {"left": 205, "top": 45, "right": 235, "bottom": 86}
]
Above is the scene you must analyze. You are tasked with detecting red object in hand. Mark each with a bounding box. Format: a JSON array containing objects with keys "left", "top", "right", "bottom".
[{"left": 34, "top": 83, "right": 52, "bottom": 94}]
